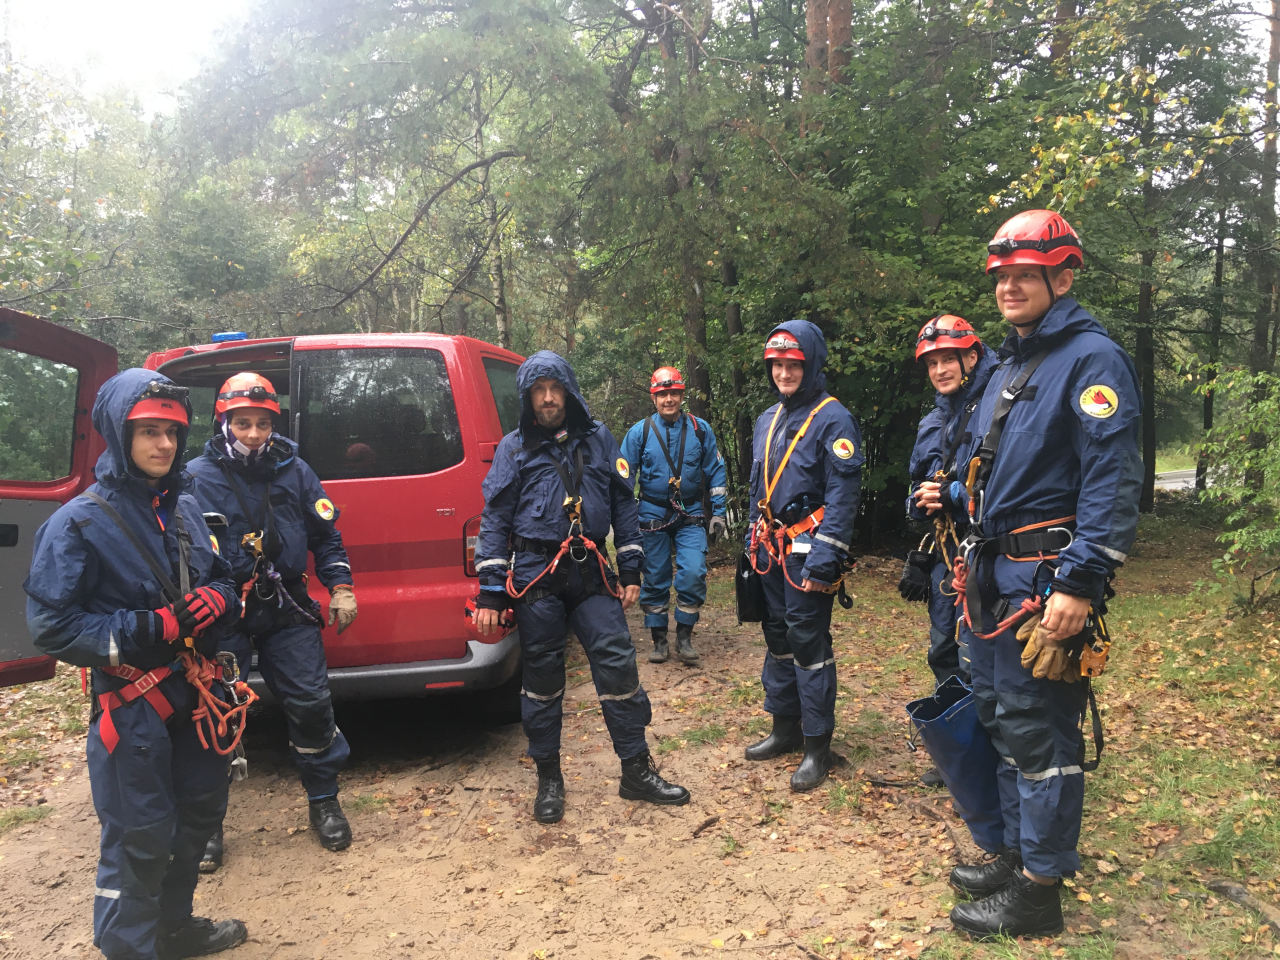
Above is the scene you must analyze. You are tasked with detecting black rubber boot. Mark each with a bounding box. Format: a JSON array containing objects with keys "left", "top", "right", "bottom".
[
  {"left": 649, "top": 627, "right": 669, "bottom": 663},
  {"left": 950, "top": 848, "right": 1023, "bottom": 899},
  {"left": 789, "top": 733, "right": 833, "bottom": 792},
  {"left": 950, "top": 871, "right": 1064, "bottom": 940},
  {"left": 308, "top": 797, "right": 352, "bottom": 852},
  {"left": 920, "top": 767, "right": 945, "bottom": 788},
  {"left": 619, "top": 752, "right": 691, "bottom": 805},
  {"left": 198, "top": 825, "right": 223, "bottom": 874},
  {"left": 534, "top": 757, "right": 565, "bottom": 824},
  {"left": 156, "top": 916, "right": 248, "bottom": 960},
  {"left": 744, "top": 714, "right": 803, "bottom": 761},
  {"left": 675, "top": 622, "right": 699, "bottom": 664}
]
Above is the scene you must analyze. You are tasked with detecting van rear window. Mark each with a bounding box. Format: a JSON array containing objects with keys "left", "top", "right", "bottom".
[
  {"left": 482, "top": 357, "right": 521, "bottom": 435},
  {"left": 297, "top": 348, "right": 463, "bottom": 480}
]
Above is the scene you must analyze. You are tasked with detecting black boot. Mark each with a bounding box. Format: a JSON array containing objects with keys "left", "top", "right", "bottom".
[
  {"left": 157, "top": 916, "right": 248, "bottom": 960},
  {"left": 649, "top": 627, "right": 669, "bottom": 663},
  {"left": 308, "top": 796, "right": 352, "bottom": 852},
  {"left": 789, "top": 733, "right": 833, "bottom": 792},
  {"left": 675, "top": 623, "right": 699, "bottom": 664},
  {"left": 534, "top": 757, "right": 565, "bottom": 824},
  {"left": 744, "top": 714, "right": 803, "bottom": 761},
  {"left": 198, "top": 825, "right": 223, "bottom": 874},
  {"left": 950, "top": 848, "right": 1022, "bottom": 899},
  {"left": 619, "top": 752, "right": 691, "bottom": 805},
  {"left": 920, "top": 767, "right": 944, "bottom": 788},
  {"left": 950, "top": 871, "right": 1064, "bottom": 940}
]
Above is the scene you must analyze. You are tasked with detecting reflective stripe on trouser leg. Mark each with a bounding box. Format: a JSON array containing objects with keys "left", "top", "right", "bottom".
[
  {"left": 672, "top": 522, "right": 708, "bottom": 626},
  {"left": 87, "top": 679, "right": 230, "bottom": 957},
  {"left": 760, "top": 554, "right": 837, "bottom": 736},
  {"left": 254, "top": 622, "right": 350, "bottom": 798},
  {"left": 640, "top": 527, "right": 674, "bottom": 629},
  {"left": 516, "top": 592, "right": 570, "bottom": 761},
  {"left": 570, "top": 592, "right": 652, "bottom": 760}
]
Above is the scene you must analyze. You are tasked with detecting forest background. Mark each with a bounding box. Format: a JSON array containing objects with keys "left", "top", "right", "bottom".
[{"left": 4, "top": 0, "right": 1280, "bottom": 593}]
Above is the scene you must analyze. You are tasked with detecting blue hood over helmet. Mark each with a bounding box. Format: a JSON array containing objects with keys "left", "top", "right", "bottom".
[
  {"left": 764, "top": 318, "right": 828, "bottom": 407},
  {"left": 91, "top": 367, "right": 190, "bottom": 490},
  {"left": 516, "top": 350, "right": 593, "bottom": 437}
]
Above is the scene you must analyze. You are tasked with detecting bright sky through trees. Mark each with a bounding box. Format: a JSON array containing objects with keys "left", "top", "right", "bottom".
[{"left": 5, "top": 0, "right": 251, "bottom": 110}]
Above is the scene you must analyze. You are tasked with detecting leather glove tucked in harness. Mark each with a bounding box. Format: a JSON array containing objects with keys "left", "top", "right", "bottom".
[
  {"left": 328, "top": 584, "right": 358, "bottom": 634},
  {"left": 897, "top": 548, "right": 932, "bottom": 603},
  {"left": 1017, "top": 613, "right": 1080, "bottom": 683},
  {"left": 707, "top": 515, "right": 728, "bottom": 544}
]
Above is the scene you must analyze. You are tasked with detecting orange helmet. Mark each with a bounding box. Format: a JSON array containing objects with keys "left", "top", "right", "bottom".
[
  {"left": 985, "top": 210, "right": 1083, "bottom": 274},
  {"left": 763, "top": 330, "right": 804, "bottom": 362},
  {"left": 915, "top": 315, "right": 982, "bottom": 361},
  {"left": 127, "top": 380, "right": 191, "bottom": 426},
  {"left": 650, "top": 366, "right": 686, "bottom": 394},
  {"left": 215, "top": 372, "right": 280, "bottom": 418}
]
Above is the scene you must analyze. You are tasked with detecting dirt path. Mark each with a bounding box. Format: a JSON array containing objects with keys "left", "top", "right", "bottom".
[{"left": 0, "top": 559, "right": 1082, "bottom": 958}]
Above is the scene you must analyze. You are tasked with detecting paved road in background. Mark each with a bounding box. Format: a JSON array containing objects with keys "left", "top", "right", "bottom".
[{"left": 1155, "top": 469, "right": 1197, "bottom": 491}]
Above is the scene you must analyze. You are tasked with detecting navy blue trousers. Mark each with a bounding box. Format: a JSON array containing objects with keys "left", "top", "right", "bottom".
[{"left": 758, "top": 549, "right": 837, "bottom": 736}]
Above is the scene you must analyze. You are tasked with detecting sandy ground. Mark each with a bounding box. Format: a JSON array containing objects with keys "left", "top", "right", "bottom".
[{"left": 0, "top": 562, "right": 993, "bottom": 960}]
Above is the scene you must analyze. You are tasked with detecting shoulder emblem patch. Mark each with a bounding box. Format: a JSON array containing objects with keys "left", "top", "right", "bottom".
[
  {"left": 832, "top": 437, "right": 856, "bottom": 460},
  {"left": 616, "top": 457, "right": 630, "bottom": 479},
  {"left": 315, "top": 498, "right": 336, "bottom": 520},
  {"left": 1079, "top": 385, "right": 1119, "bottom": 419},
  {"left": 210, "top": 534, "right": 221, "bottom": 556}
]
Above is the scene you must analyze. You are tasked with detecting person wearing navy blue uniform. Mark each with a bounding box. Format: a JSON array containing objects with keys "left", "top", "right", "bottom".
[
  {"left": 620, "top": 366, "right": 728, "bottom": 665},
  {"left": 742, "top": 320, "right": 862, "bottom": 793},
  {"left": 25, "top": 368, "right": 248, "bottom": 960},
  {"left": 903, "top": 316, "right": 998, "bottom": 688},
  {"left": 471, "top": 351, "right": 690, "bottom": 824},
  {"left": 186, "top": 372, "right": 356, "bottom": 862},
  {"left": 927, "top": 211, "right": 1141, "bottom": 939}
]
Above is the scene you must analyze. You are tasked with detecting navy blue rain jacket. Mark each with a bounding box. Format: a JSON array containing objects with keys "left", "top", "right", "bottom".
[
  {"left": 475, "top": 351, "right": 643, "bottom": 593},
  {"left": 186, "top": 433, "right": 352, "bottom": 590},
  {"left": 24, "top": 368, "right": 239, "bottom": 670},
  {"left": 619, "top": 412, "right": 727, "bottom": 523},
  {"left": 962, "top": 297, "right": 1142, "bottom": 601},
  {"left": 748, "top": 320, "right": 863, "bottom": 585},
  {"left": 906, "top": 348, "right": 998, "bottom": 521}
]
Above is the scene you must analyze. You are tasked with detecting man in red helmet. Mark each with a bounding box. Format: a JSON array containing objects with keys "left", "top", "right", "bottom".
[
  {"left": 619, "top": 366, "right": 728, "bottom": 664},
  {"left": 931, "top": 212, "right": 1141, "bottom": 939},
  {"left": 901, "top": 315, "right": 997, "bottom": 786},
  {"left": 188, "top": 372, "right": 358, "bottom": 866}
]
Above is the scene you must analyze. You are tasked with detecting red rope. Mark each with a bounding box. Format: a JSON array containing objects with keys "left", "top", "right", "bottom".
[
  {"left": 179, "top": 651, "right": 258, "bottom": 756},
  {"left": 505, "top": 536, "right": 622, "bottom": 600},
  {"left": 952, "top": 556, "right": 1043, "bottom": 639}
]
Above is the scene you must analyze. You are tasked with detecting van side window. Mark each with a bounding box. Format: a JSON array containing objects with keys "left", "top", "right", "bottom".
[
  {"left": 298, "top": 348, "right": 464, "bottom": 480},
  {"left": 482, "top": 358, "right": 521, "bottom": 435},
  {"left": 0, "top": 349, "right": 76, "bottom": 481}
]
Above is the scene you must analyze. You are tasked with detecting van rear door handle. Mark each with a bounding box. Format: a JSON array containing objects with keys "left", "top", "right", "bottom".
[{"left": 479, "top": 441, "right": 500, "bottom": 463}]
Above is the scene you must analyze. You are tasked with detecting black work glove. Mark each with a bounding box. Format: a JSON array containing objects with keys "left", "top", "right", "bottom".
[
  {"left": 474, "top": 589, "right": 509, "bottom": 612},
  {"left": 898, "top": 549, "right": 933, "bottom": 602}
]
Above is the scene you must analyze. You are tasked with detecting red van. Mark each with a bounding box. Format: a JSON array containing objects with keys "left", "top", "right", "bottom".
[{"left": 0, "top": 309, "right": 523, "bottom": 700}]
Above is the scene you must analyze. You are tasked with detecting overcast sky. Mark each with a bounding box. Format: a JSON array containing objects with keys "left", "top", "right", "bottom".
[{"left": 6, "top": 0, "right": 253, "bottom": 111}]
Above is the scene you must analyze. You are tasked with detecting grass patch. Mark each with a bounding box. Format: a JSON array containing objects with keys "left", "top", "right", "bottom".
[
  {"left": 343, "top": 793, "right": 390, "bottom": 815},
  {"left": 824, "top": 781, "right": 861, "bottom": 813},
  {"left": 0, "top": 805, "right": 52, "bottom": 836}
]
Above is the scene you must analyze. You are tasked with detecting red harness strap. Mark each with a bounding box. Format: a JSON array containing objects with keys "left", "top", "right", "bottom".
[{"left": 97, "top": 665, "right": 176, "bottom": 754}]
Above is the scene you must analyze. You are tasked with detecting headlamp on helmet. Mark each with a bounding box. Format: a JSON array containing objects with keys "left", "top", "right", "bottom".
[
  {"left": 650, "top": 366, "right": 686, "bottom": 394},
  {"left": 215, "top": 372, "right": 281, "bottom": 418},
  {"left": 985, "top": 209, "right": 1083, "bottom": 274},
  {"left": 915, "top": 315, "right": 981, "bottom": 361},
  {"left": 127, "top": 381, "right": 192, "bottom": 426},
  {"left": 763, "top": 332, "right": 805, "bottom": 362}
]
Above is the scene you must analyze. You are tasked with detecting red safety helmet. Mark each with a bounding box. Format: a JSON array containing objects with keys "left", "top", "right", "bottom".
[
  {"left": 127, "top": 380, "right": 191, "bottom": 426},
  {"left": 215, "top": 372, "right": 281, "bottom": 419},
  {"left": 915, "top": 315, "right": 982, "bottom": 361},
  {"left": 650, "top": 366, "right": 686, "bottom": 394},
  {"left": 985, "top": 210, "right": 1083, "bottom": 274},
  {"left": 763, "top": 331, "right": 804, "bottom": 362}
]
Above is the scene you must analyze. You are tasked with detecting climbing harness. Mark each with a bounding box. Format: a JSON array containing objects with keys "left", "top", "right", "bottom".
[
  {"left": 80, "top": 490, "right": 258, "bottom": 756},
  {"left": 506, "top": 441, "right": 622, "bottom": 601},
  {"left": 637, "top": 414, "right": 711, "bottom": 532}
]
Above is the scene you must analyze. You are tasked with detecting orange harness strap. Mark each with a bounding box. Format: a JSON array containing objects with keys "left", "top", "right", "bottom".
[{"left": 97, "top": 665, "right": 176, "bottom": 754}]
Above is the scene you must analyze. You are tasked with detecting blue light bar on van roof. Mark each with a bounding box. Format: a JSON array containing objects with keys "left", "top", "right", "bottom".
[{"left": 211, "top": 331, "right": 249, "bottom": 343}]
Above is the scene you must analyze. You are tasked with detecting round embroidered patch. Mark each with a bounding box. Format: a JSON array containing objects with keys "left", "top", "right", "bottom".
[
  {"left": 315, "top": 498, "right": 336, "bottom": 520},
  {"left": 1079, "top": 385, "right": 1119, "bottom": 419},
  {"left": 832, "top": 437, "right": 856, "bottom": 460},
  {"left": 616, "top": 457, "right": 630, "bottom": 479}
]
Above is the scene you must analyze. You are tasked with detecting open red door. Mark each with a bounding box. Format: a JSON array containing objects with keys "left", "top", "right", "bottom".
[{"left": 0, "top": 309, "right": 117, "bottom": 686}]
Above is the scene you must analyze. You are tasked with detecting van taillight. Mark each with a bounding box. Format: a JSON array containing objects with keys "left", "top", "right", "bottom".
[{"left": 463, "top": 515, "right": 482, "bottom": 576}]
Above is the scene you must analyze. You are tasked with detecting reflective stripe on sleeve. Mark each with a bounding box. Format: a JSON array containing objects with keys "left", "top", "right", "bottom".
[{"left": 815, "top": 532, "right": 849, "bottom": 552}]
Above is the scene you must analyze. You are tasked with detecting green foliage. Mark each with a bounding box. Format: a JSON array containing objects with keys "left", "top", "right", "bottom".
[{"left": 1192, "top": 365, "right": 1280, "bottom": 609}]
